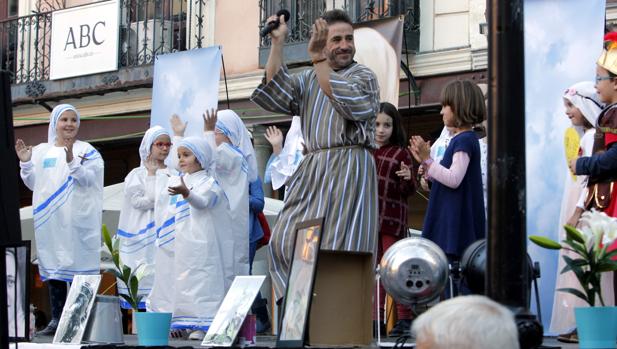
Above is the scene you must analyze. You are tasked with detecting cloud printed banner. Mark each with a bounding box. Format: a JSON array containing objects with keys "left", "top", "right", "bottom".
[
  {"left": 524, "top": 0, "right": 604, "bottom": 333},
  {"left": 150, "top": 47, "right": 221, "bottom": 137}
]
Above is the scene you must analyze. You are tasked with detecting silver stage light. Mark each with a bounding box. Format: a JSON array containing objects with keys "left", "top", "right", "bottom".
[{"left": 378, "top": 237, "right": 449, "bottom": 306}]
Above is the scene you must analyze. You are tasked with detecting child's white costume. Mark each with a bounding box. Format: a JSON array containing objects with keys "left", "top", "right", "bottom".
[
  {"left": 205, "top": 110, "right": 252, "bottom": 280},
  {"left": 20, "top": 104, "right": 104, "bottom": 281},
  {"left": 169, "top": 137, "right": 233, "bottom": 330},
  {"left": 145, "top": 163, "right": 179, "bottom": 313},
  {"left": 265, "top": 116, "right": 305, "bottom": 191},
  {"left": 550, "top": 81, "right": 614, "bottom": 333},
  {"left": 117, "top": 126, "right": 169, "bottom": 308}
]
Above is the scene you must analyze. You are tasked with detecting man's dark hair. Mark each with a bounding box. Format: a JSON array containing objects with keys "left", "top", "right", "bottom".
[{"left": 321, "top": 9, "right": 353, "bottom": 25}]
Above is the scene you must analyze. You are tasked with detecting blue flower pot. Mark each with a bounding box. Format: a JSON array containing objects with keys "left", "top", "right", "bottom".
[
  {"left": 135, "top": 312, "right": 172, "bottom": 346},
  {"left": 575, "top": 306, "right": 617, "bottom": 349}
]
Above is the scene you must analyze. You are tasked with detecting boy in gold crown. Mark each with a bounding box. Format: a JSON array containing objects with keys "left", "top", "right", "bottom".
[{"left": 570, "top": 32, "right": 617, "bottom": 219}]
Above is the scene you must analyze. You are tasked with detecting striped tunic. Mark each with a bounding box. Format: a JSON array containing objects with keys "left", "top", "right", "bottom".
[{"left": 251, "top": 63, "right": 380, "bottom": 299}]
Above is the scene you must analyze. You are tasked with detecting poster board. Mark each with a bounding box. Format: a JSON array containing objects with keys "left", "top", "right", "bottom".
[
  {"left": 201, "top": 275, "right": 266, "bottom": 347},
  {"left": 53, "top": 274, "right": 101, "bottom": 344},
  {"left": 276, "top": 218, "right": 324, "bottom": 348}
]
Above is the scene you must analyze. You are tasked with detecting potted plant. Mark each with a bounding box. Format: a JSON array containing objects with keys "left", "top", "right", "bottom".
[
  {"left": 102, "top": 224, "right": 171, "bottom": 346},
  {"left": 529, "top": 209, "right": 617, "bottom": 349}
]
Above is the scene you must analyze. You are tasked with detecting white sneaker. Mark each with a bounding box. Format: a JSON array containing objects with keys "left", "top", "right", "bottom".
[{"left": 188, "top": 330, "right": 205, "bottom": 340}]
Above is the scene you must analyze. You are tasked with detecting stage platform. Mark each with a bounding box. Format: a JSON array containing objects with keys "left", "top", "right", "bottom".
[{"left": 6, "top": 334, "right": 577, "bottom": 348}]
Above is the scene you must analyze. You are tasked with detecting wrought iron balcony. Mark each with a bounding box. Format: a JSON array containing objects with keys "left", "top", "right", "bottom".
[
  {"left": 0, "top": 0, "right": 200, "bottom": 86},
  {"left": 258, "top": 0, "right": 419, "bottom": 66}
]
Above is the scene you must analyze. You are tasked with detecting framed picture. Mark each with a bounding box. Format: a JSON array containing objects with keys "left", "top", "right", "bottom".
[
  {"left": 201, "top": 275, "right": 266, "bottom": 347},
  {"left": 3, "top": 241, "right": 31, "bottom": 341},
  {"left": 53, "top": 274, "right": 101, "bottom": 344},
  {"left": 276, "top": 217, "right": 324, "bottom": 348}
]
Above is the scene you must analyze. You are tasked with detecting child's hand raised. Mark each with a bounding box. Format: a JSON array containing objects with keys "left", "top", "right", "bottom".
[
  {"left": 203, "top": 109, "right": 217, "bottom": 132},
  {"left": 168, "top": 176, "right": 190, "bottom": 198},
  {"left": 265, "top": 126, "right": 284, "bottom": 155},
  {"left": 144, "top": 155, "right": 159, "bottom": 176},
  {"left": 15, "top": 139, "right": 32, "bottom": 162},
  {"left": 170, "top": 114, "right": 187, "bottom": 137},
  {"left": 395, "top": 162, "right": 412, "bottom": 181},
  {"left": 64, "top": 137, "right": 75, "bottom": 163},
  {"left": 408, "top": 136, "right": 431, "bottom": 163}
]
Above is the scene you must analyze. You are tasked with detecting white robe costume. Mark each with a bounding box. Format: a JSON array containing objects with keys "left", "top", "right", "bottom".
[
  {"left": 20, "top": 104, "right": 104, "bottom": 281},
  {"left": 145, "top": 166, "right": 179, "bottom": 313},
  {"left": 205, "top": 109, "right": 253, "bottom": 279},
  {"left": 167, "top": 137, "right": 233, "bottom": 330},
  {"left": 550, "top": 81, "right": 614, "bottom": 333},
  {"left": 264, "top": 115, "right": 305, "bottom": 191},
  {"left": 117, "top": 126, "right": 169, "bottom": 308}
]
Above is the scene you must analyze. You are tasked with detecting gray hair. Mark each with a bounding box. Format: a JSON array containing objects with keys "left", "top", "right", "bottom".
[{"left": 412, "top": 295, "right": 519, "bottom": 349}]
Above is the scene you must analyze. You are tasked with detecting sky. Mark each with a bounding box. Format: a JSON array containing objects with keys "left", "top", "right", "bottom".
[{"left": 524, "top": 0, "right": 604, "bottom": 332}]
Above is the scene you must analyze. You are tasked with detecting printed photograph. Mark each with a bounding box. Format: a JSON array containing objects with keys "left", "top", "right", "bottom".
[
  {"left": 53, "top": 274, "right": 101, "bottom": 344},
  {"left": 5, "top": 242, "right": 30, "bottom": 340},
  {"left": 279, "top": 221, "right": 322, "bottom": 343}
]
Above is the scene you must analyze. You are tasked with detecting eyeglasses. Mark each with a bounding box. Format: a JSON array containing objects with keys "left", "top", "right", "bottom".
[
  {"left": 564, "top": 88, "right": 603, "bottom": 109},
  {"left": 153, "top": 142, "right": 173, "bottom": 148},
  {"left": 595, "top": 75, "right": 614, "bottom": 83}
]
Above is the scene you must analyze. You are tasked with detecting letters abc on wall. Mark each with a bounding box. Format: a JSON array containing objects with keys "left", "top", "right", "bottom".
[{"left": 50, "top": 0, "right": 119, "bottom": 80}]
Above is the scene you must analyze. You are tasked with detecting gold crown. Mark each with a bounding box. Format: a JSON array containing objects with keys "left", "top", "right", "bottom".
[{"left": 598, "top": 41, "right": 617, "bottom": 75}]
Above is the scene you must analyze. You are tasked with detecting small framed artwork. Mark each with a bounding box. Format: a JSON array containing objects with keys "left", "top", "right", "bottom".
[
  {"left": 276, "top": 217, "right": 324, "bottom": 348},
  {"left": 53, "top": 274, "right": 101, "bottom": 344},
  {"left": 201, "top": 275, "right": 266, "bottom": 347},
  {"left": 3, "top": 241, "right": 31, "bottom": 341}
]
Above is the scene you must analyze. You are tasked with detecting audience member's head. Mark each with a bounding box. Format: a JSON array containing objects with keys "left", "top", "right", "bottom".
[{"left": 412, "top": 295, "right": 519, "bottom": 349}]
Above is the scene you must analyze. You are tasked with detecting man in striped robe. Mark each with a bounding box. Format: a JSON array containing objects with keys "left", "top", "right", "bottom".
[{"left": 251, "top": 9, "right": 380, "bottom": 301}]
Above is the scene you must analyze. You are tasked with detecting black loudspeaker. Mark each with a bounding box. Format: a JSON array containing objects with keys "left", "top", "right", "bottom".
[{"left": 0, "top": 70, "right": 21, "bottom": 244}]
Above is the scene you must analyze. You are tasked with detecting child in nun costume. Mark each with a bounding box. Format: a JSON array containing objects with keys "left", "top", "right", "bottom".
[
  {"left": 117, "top": 126, "right": 172, "bottom": 309},
  {"left": 204, "top": 109, "right": 252, "bottom": 280},
  {"left": 15, "top": 104, "right": 104, "bottom": 335},
  {"left": 146, "top": 138, "right": 183, "bottom": 314},
  {"left": 264, "top": 115, "right": 305, "bottom": 192},
  {"left": 165, "top": 137, "right": 233, "bottom": 340}
]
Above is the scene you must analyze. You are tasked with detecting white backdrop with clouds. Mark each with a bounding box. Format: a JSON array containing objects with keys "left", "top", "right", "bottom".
[
  {"left": 150, "top": 47, "right": 221, "bottom": 137},
  {"left": 524, "top": 0, "right": 604, "bottom": 332}
]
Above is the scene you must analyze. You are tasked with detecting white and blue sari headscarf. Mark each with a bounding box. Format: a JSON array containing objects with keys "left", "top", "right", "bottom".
[
  {"left": 177, "top": 136, "right": 213, "bottom": 173},
  {"left": 48, "top": 104, "right": 80, "bottom": 145},
  {"left": 215, "top": 109, "right": 258, "bottom": 182},
  {"left": 139, "top": 126, "right": 170, "bottom": 166}
]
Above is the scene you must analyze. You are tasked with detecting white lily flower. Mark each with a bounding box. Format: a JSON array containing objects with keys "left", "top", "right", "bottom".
[{"left": 580, "top": 209, "right": 617, "bottom": 248}]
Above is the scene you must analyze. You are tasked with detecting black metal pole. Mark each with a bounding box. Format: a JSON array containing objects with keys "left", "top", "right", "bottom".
[
  {"left": 486, "top": 1, "right": 542, "bottom": 348},
  {"left": 0, "top": 69, "right": 21, "bottom": 349}
]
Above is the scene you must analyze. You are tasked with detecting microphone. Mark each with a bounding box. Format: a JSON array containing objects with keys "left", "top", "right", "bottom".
[{"left": 260, "top": 9, "right": 291, "bottom": 38}]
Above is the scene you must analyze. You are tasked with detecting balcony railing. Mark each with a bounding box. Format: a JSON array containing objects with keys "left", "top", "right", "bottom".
[
  {"left": 258, "top": 0, "right": 419, "bottom": 66},
  {"left": 0, "top": 0, "right": 207, "bottom": 85}
]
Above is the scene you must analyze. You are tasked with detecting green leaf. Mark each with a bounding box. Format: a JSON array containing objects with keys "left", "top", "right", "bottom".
[
  {"left": 564, "top": 225, "right": 586, "bottom": 244},
  {"left": 113, "top": 237, "right": 120, "bottom": 254},
  {"left": 560, "top": 256, "right": 588, "bottom": 274},
  {"left": 119, "top": 294, "right": 134, "bottom": 308},
  {"left": 604, "top": 248, "right": 617, "bottom": 260},
  {"left": 529, "top": 235, "right": 562, "bottom": 249},
  {"left": 597, "top": 261, "right": 617, "bottom": 272},
  {"left": 122, "top": 265, "right": 131, "bottom": 285},
  {"left": 130, "top": 275, "right": 139, "bottom": 302},
  {"left": 557, "top": 287, "right": 592, "bottom": 306},
  {"left": 562, "top": 255, "right": 587, "bottom": 288},
  {"left": 102, "top": 224, "right": 113, "bottom": 253},
  {"left": 112, "top": 250, "right": 120, "bottom": 269},
  {"left": 563, "top": 239, "right": 588, "bottom": 258}
]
